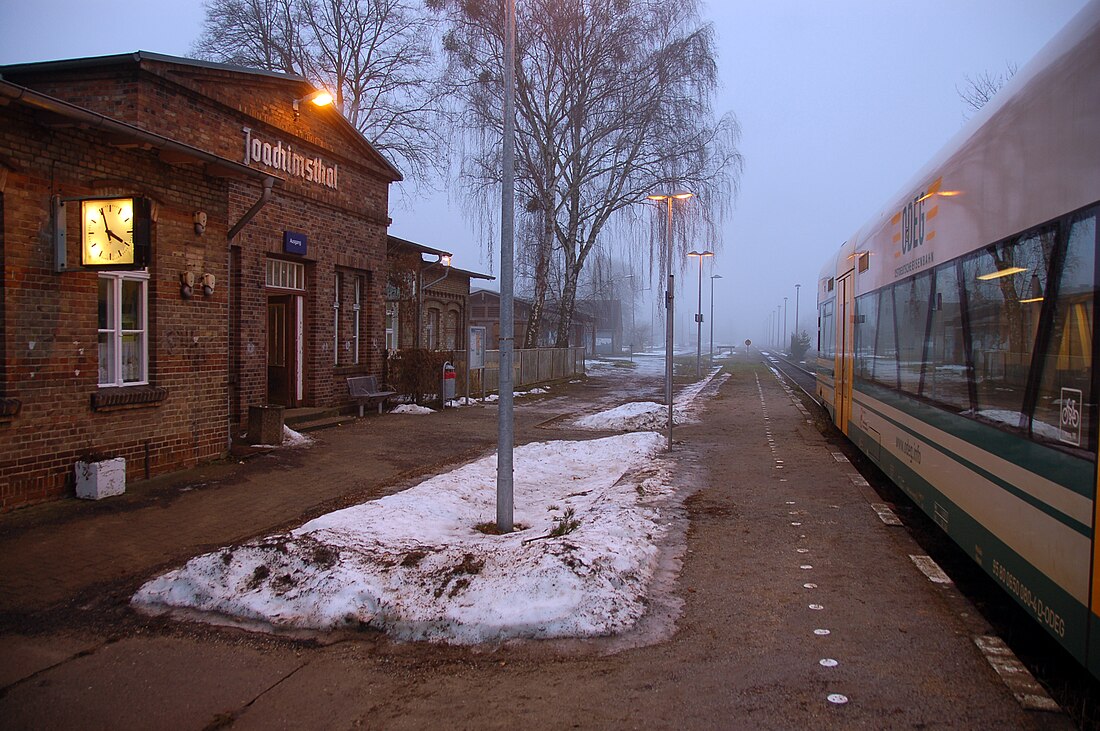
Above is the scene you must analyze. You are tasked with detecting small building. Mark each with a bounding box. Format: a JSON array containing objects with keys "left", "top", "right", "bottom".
[
  {"left": 385, "top": 235, "right": 493, "bottom": 352},
  {"left": 0, "top": 52, "right": 400, "bottom": 510},
  {"left": 468, "top": 290, "right": 593, "bottom": 350},
  {"left": 576, "top": 299, "right": 624, "bottom": 354}
]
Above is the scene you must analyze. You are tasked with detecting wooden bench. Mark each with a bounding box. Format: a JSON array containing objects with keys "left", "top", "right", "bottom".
[{"left": 347, "top": 375, "right": 396, "bottom": 417}]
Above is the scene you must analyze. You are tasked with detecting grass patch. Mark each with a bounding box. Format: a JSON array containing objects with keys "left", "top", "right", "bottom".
[
  {"left": 475, "top": 521, "right": 528, "bottom": 535},
  {"left": 549, "top": 507, "right": 580, "bottom": 537}
]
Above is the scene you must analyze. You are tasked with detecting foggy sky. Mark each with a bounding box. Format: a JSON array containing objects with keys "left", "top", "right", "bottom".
[{"left": 0, "top": 0, "right": 1089, "bottom": 346}]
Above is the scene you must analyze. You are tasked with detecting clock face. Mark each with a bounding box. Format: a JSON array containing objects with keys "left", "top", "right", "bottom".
[{"left": 82, "top": 198, "right": 136, "bottom": 266}]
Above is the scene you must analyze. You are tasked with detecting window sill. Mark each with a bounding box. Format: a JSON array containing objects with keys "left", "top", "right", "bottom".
[{"left": 92, "top": 386, "right": 169, "bottom": 412}]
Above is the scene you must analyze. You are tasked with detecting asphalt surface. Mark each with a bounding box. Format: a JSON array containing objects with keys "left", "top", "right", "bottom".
[{"left": 0, "top": 351, "right": 1073, "bottom": 729}]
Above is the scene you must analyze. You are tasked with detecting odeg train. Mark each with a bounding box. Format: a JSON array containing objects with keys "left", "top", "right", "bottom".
[{"left": 816, "top": 2, "right": 1100, "bottom": 676}]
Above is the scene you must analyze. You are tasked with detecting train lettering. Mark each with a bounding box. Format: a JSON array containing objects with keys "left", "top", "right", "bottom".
[
  {"left": 894, "top": 435, "right": 922, "bottom": 464},
  {"left": 992, "top": 559, "right": 1066, "bottom": 637},
  {"left": 901, "top": 193, "right": 926, "bottom": 254}
]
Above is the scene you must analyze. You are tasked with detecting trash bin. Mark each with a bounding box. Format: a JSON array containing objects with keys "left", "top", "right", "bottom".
[
  {"left": 442, "top": 361, "right": 456, "bottom": 404},
  {"left": 247, "top": 404, "right": 285, "bottom": 445}
]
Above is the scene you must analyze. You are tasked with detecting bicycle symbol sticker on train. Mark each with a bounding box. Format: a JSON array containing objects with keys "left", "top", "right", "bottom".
[{"left": 1059, "top": 387, "right": 1083, "bottom": 447}]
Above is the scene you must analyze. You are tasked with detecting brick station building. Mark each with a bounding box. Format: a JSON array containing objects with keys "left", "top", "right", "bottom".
[
  {"left": 0, "top": 52, "right": 402, "bottom": 510},
  {"left": 385, "top": 235, "right": 494, "bottom": 352}
]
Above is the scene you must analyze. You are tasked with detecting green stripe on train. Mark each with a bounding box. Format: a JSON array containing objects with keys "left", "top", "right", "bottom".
[
  {"left": 855, "top": 396, "right": 1091, "bottom": 537},
  {"left": 850, "top": 422, "right": 1090, "bottom": 665},
  {"left": 854, "top": 379, "right": 1094, "bottom": 499}
]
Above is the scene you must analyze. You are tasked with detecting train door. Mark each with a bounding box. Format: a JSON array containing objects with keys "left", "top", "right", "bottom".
[{"left": 834, "top": 271, "right": 855, "bottom": 434}]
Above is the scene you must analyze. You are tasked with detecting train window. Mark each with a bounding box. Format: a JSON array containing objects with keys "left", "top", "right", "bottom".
[
  {"left": 872, "top": 287, "right": 899, "bottom": 388},
  {"left": 925, "top": 261, "right": 970, "bottom": 410},
  {"left": 1034, "top": 212, "right": 1096, "bottom": 450},
  {"left": 897, "top": 271, "right": 933, "bottom": 395},
  {"left": 962, "top": 228, "right": 1055, "bottom": 428},
  {"left": 855, "top": 293, "right": 877, "bottom": 380},
  {"left": 820, "top": 301, "right": 835, "bottom": 357}
]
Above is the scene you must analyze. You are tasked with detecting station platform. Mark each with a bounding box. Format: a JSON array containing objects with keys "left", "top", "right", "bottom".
[{"left": 0, "top": 352, "right": 1072, "bottom": 729}]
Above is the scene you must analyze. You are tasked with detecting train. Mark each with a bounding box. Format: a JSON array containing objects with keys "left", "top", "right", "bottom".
[{"left": 816, "top": 1, "right": 1100, "bottom": 677}]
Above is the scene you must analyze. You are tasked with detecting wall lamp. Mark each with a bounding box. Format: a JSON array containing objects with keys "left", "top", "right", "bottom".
[{"left": 293, "top": 89, "right": 334, "bottom": 119}]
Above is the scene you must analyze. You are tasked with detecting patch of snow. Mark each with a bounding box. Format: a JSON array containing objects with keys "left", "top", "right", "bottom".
[
  {"left": 132, "top": 433, "right": 675, "bottom": 644},
  {"left": 253, "top": 425, "right": 314, "bottom": 449},
  {"left": 392, "top": 404, "right": 435, "bottom": 415},
  {"left": 282, "top": 426, "right": 314, "bottom": 447},
  {"left": 571, "top": 369, "right": 727, "bottom": 431}
]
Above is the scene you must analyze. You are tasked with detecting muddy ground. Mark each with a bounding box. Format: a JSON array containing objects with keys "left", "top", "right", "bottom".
[{"left": 0, "top": 352, "right": 1071, "bottom": 730}]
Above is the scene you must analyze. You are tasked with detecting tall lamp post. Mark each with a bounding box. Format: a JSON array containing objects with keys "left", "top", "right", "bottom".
[
  {"left": 794, "top": 283, "right": 801, "bottom": 351},
  {"left": 496, "top": 0, "right": 516, "bottom": 533},
  {"left": 783, "top": 296, "right": 788, "bottom": 353},
  {"left": 709, "top": 273, "right": 723, "bottom": 368},
  {"left": 647, "top": 191, "right": 693, "bottom": 451},
  {"left": 687, "top": 250, "right": 714, "bottom": 377}
]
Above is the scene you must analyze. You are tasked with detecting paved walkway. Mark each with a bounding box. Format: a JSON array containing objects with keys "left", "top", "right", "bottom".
[{"left": 0, "top": 353, "right": 1070, "bottom": 729}]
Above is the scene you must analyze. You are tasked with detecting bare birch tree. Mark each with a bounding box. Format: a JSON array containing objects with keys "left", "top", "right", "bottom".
[
  {"left": 431, "top": 0, "right": 741, "bottom": 347},
  {"left": 957, "top": 63, "right": 1018, "bottom": 118},
  {"left": 194, "top": 0, "right": 443, "bottom": 182}
]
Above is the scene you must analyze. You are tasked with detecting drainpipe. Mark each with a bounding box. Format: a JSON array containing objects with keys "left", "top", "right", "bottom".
[
  {"left": 225, "top": 175, "right": 276, "bottom": 450},
  {"left": 228, "top": 176, "right": 275, "bottom": 241}
]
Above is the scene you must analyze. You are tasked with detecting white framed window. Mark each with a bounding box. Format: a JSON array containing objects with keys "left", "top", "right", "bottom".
[
  {"left": 353, "top": 276, "right": 362, "bottom": 364},
  {"left": 266, "top": 259, "right": 305, "bottom": 290},
  {"left": 333, "top": 272, "right": 341, "bottom": 365},
  {"left": 98, "top": 271, "right": 149, "bottom": 386},
  {"left": 386, "top": 302, "right": 399, "bottom": 350}
]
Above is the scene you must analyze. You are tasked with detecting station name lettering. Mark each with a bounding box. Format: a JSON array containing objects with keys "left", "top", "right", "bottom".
[{"left": 242, "top": 127, "right": 338, "bottom": 190}]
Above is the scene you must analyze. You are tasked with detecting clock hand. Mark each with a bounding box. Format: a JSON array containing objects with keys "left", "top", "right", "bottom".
[
  {"left": 106, "top": 229, "right": 129, "bottom": 245},
  {"left": 99, "top": 208, "right": 117, "bottom": 239}
]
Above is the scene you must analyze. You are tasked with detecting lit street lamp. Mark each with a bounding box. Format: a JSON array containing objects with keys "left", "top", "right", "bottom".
[
  {"left": 709, "top": 274, "right": 723, "bottom": 368},
  {"left": 687, "top": 249, "right": 714, "bottom": 377},
  {"left": 647, "top": 191, "right": 693, "bottom": 451}
]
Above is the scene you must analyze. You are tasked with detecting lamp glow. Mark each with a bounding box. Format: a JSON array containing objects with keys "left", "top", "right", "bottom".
[{"left": 977, "top": 266, "right": 1027, "bottom": 281}]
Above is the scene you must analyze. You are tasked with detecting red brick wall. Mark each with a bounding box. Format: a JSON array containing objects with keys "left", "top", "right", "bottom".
[
  {"left": 0, "top": 102, "right": 232, "bottom": 510},
  {"left": 1, "top": 57, "right": 398, "bottom": 507},
  {"left": 7, "top": 57, "right": 397, "bottom": 427}
]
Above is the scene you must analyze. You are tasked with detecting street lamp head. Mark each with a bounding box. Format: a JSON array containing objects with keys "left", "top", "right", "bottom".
[
  {"left": 712, "top": 274, "right": 724, "bottom": 280},
  {"left": 647, "top": 191, "right": 694, "bottom": 202},
  {"left": 293, "top": 88, "right": 335, "bottom": 116}
]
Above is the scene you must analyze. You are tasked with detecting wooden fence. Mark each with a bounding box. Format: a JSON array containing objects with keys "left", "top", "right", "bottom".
[{"left": 448, "top": 347, "right": 587, "bottom": 398}]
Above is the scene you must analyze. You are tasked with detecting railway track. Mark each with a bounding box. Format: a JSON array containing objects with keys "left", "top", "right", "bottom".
[{"left": 759, "top": 350, "right": 817, "bottom": 400}]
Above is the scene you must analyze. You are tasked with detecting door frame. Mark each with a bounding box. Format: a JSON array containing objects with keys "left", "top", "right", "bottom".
[
  {"left": 267, "top": 293, "right": 305, "bottom": 407},
  {"left": 835, "top": 270, "right": 856, "bottom": 434}
]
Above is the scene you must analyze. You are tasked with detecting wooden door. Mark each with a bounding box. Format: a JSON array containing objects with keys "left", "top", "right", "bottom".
[{"left": 267, "top": 295, "right": 294, "bottom": 406}]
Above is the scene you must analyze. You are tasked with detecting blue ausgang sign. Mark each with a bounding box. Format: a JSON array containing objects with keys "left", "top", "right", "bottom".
[{"left": 283, "top": 231, "right": 308, "bottom": 256}]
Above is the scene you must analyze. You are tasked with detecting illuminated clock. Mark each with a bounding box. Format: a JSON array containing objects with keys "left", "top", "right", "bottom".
[{"left": 82, "top": 198, "right": 136, "bottom": 267}]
